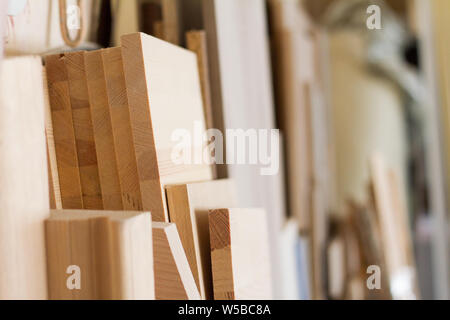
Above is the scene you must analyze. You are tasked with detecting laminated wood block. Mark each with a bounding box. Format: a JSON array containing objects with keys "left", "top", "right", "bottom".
[
  {"left": 43, "top": 67, "right": 62, "bottom": 210},
  {"left": 85, "top": 50, "right": 123, "bottom": 210},
  {"left": 64, "top": 51, "right": 103, "bottom": 210},
  {"left": 0, "top": 57, "right": 50, "bottom": 299},
  {"left": 102, "top": 47, "right": 142, "bottom": 211},
  {"left": 153, "top": 222, "right": 201, "bottom": 300},
  {"left": 166, "top": 179, "right": 237, "bottom": 299},
  {"left": 46, "top": 210, "right": 154, "bottom": 300},
  {"left": 45, "top": 54, "right": 83, "bottom": 209},
  {"left": 121, "top": 32, "right": 213, "bottom": 222},
  {"left": 209, "top": 208, "right": 272, "bottom": 300}
]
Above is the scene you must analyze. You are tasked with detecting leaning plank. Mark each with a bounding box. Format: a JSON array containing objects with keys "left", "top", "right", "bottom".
[
  {"left": 0, "top": 57, "right": 49, "bottom": 299},
  {"left": 153, "top": 222, "right": 201, "bottom": 300},
  {"left": 64, "top": 51, "right": 103, "bottom": 210},
  {"left": 162, "top": 0, "right": 181, "bottom": 45},
  {"left": 209, "top": 208, "right": 272, "bottom": 300},
  {"left": 121, "top": 33, "right": 213, "bottom": 222},
  {"left": 46, "top": 210, "right": 154, "bottom": 300},
  {"left": 45, "top": 54, "right": 83, "bottom": 209},
  {"left": 85, "top": 50, "right": 123, "bottom": 210},
  {"left": 166, "top": 179, "right": 237, "bottom": 299},
  {"left": 102, "top": 47, "right": 143, "bottom": 211}
]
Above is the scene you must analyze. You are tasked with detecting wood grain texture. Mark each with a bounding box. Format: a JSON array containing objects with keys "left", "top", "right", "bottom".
[
  {"left": 85, "top": 50, "right": 123, "bottom": 210},
  {"left": 209, "top": 208, "right": 272, "bottom": 300},
  {"left": 43, "top": 67, "right": 62, "bottom": 210},
  {"left": 153, "top": 222, "right": 201, "bottom": 300},
  {"left": 46, "top": 210, "right": 154, "bottom": 300},
  {"left": 166, "top": 179, "right": 237, "bottom": 299},
  {"left": 121, "top": 32, "right": 213, "bottom": 222},
  {"left": 102, "top": 47, "right": 143, "bottom": 211},
  {"left": 64, "top": 51, "right": 103, "bottom": 210},
  {"left": 0, "top": 57, "right": 50, "bottom": 299},
  {"left": 45, "top": 54, "right": 83, "bottom": 209}
]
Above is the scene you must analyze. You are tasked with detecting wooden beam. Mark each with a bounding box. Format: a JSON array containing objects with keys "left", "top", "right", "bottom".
[
  {"left": 121, "top": 33, "right": 213, "bottom": 222},
  {"left": 166, "top": 179, "right": 237, "bottom": 299},
  {"left": 46, "top": 210, "right": 154, "bottom": 300},
  {"left": 209, "top": 208, "right": 272, "bottom": 300}
]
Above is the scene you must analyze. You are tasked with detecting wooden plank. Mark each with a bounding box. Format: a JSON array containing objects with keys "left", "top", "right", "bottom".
[
  {"left": 102, "top": 47, "right": 143, "bottom": 211},
  {"left": 153, "top": 222, "right": 201, "bottom": 300},
  {"left": 64, "top": 51, "right": 103, "bottom": 210},
  {"left": 85, "top": 50, "right": 123, "bottom": 210},
  {"left": 45, "top": 54, "right": 83, "bottom": 209},
  {"left": 166, "top": 179, "right": 237, "bottom": 299},
  {"left": 209, "top": 208, "right": 272, "bottom": 300},
  {"left": 43, "top": 67, "right": 62, "bottom": 209},
  {"left": 121, "top": 32, "right": 213, "bottom": 222},
  {"left": 46, "top": 210, "right": 154, "bottom": 300},
  {"left": 162, "top": 0, "right": 181, "bottom": 45},
  {"left": 0, "top": 57, "right": 49, "bottom": 299}
]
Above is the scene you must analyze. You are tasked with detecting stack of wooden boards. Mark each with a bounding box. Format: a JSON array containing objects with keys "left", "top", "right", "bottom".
[{"left": 41, "top": 32, "right": 273, "bottom": 300}]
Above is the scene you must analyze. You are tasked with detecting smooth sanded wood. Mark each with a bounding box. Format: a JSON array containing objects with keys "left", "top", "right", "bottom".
[
  {"left": 85, "top": 50, "right": 123, "bottom": 210},
  {"left": 102, "top": 47, "right": 143, "bottom": 211},
  {"left": 121, "top": 33, "right": 213, "bottom": 222},
  {"left": 153, "top": 222, "right": 201, "bottom": 300},
  {"left": 64, "top": 51, "right": 103, "bottom": 210},
  {"left": 43, "top": 67, "right": 62, "bottom": 210},
  {"left": 209, "top": 208, "right": 273, "bottom": 300},
  {"left": 46, "top": 210, "right": 154, "bottom": 300},
  {"left": 45, "top": 54, "right": 83, "bottom": 209},
  {"left": 166, "top": 179, "right": 237, "bottom": 299},
  {"left": 0, "top": 57, "right": 50, "bottom": 299}
]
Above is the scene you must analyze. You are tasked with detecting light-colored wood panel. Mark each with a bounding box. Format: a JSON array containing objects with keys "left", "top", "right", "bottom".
[
  {"left": 0, "top": 57, "right": 50, "bottom": 299},
  {"left": 85, "top": 50, "right": 123, "bottom": 210},
  {"left": 166, "top": 179, "right": 237, "bottom": 299},
  {"left": 102, "top": 47, "right": 143, "bottom": 211},
  {"left": 121, "top": 32, "right": 213, "bottom": 222},
  {"left": 153, "top": 222, "right": 201, "bottom": 300},
  {"left": 46, "top": 210, "right": 154, "bottom": 300},
  {"left": 209, "top": 208, "right": 272, "bottom": 300},
  {"left": 64, "top": 51, "right": 103, "bottom": 210},
  {"left": 45, "top": 54, "right": 83, "bottom": 209}
]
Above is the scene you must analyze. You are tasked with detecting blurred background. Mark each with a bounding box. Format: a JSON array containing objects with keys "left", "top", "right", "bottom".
[{"left": 3, "top": 0, "right": 449, "bottom": 300}]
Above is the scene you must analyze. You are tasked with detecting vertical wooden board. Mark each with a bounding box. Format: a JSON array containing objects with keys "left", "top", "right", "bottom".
[
  {"left": 0, "top": 57, "right": 50, "bottom": 299},
  {"left": 45, "top": 54, "right": 83, "bottom": 209},
  {"left": 209, "top": 209, "right": 273, "bottom": 300},
  {"left": 162, "top": 0, "right": 181, "bottom": 45},
  {"left": 85, "top": 50, "right": 123, "bottom": 210},
  {"left": 64, "top": 51, "right": 103, "bottom": 210},
  {"left": 102, "top": 47, "right": 143, "bottom": 211},
  {"left": 166, "top": 179, "right": 238, "bottom": 299},
  {"left": 121, "top": 32, "right": 213, "bottom": 222},
  {"left": 153, "top": 222, "right": 201, "bottom": 300}
]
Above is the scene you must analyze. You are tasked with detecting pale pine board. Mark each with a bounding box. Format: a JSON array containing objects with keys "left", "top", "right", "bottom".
[
  {"left": 0, "top": 57, "right": 49, "bottom": 299},
  {"left": 64, "top": 51, "right": 103, "bottom": 210},
  {"left": 209, "top": 208, "right": 272, "bottom": 300},
  {"left": 45, "top": 54, "right": 83, "bottom": 209},
  {"left": 166, "top": 179, "right": 237, "bottom": 299},
  {"left": 102, "top": 47, "right": 143, "bottom": 211},
  {"left": 153, "top": 222, "right": 201, "bottom": 300},
  {"left": 85, "top": 50, "right": 123, "bottom": 210},
  {"left": 46, "top": 210, "right": 154, "bottom": 300},
  {"left": 121, "top": 33, "right": 213, "bottom": 222}
]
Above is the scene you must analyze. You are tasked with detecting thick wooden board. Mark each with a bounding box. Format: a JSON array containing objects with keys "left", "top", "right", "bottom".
[
  {"left": 0, "top": 57, "right": 49, "bottom": 299},
  {"left": 161, "top": 0, "right": 181, "bottom": 45},
  {"left": 85, "top": 50, "right": 123, "bottom": 210},
  {"left": 45, "top": 54, "right": 83, "bottom": 209},
  {"left": 209, "top": 208, "right": 272, "bottom": 300},
  {"left": 166, "top": 179, "right": 237, "bottom": 299},
  {"left": 121, "top": 32, "right": 213, "bottom": 222},
  {"left": 153, "top": 222, "right": 201, "bottom": 300},
  {"left": 102, "top": 47, "right": 142, "bottom": 211},
  {"left": 64, "top": 51, "right": 103, "bottom": 210},
  {"left": 46, "top": 210, "right": 154, "bottom": 300},
  {"left": 43, "top": 67, "right": 62, "bottom": 209}
]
